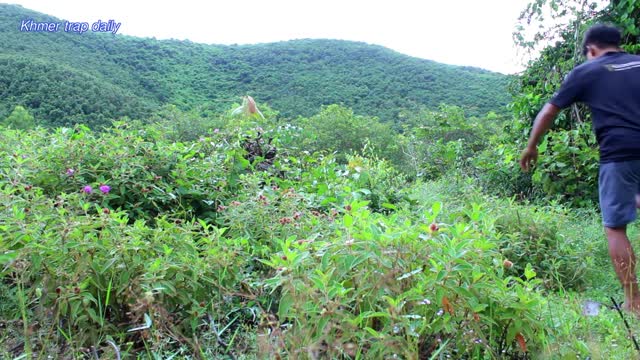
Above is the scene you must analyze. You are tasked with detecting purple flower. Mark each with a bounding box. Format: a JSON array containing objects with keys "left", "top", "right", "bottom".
[
  {"left": 66, "top": 168, "right": 75, "bottom": 176},
  {"left": 99, "top": 185, "right": 111, "bottom": 194},
  {"left": 82, "top": 185, "right": 93, "bottom": 194},
  {"left": 420, "top": 298, "right": 431, "bottom": 305},
  {"left": 214, "top": 128, "right": 220, "bottom": 133}
]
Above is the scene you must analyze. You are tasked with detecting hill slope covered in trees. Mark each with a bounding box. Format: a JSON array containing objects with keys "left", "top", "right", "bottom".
[{"left": 0, "top": 4, "right": 511, "bottom": 127}]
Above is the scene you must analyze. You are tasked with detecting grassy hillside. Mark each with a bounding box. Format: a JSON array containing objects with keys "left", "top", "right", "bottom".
[{"left": 0, "top": 4, "right": 510, "bottom": 127}]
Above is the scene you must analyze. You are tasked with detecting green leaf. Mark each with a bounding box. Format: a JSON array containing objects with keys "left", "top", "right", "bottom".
[
  {"left": 87, "top": 307, "right": 100, "bottom": 323},
  {"left": 524, "top": 263, "right": 537, "bottom": 280},
  {"left": 344, "top": 214, "right": 354, "bottom": 227},
  {"left": 432, "top": 201, "right": 442, "bottom": 217},
  {"left": 538, "top": 138, "right": 547, "bottom": 153},
  {"left": 396, "top": 267, "right": 423, "bottom": 281},
  {"left": 278, "top": 292, "right": 294, "bottom": 318},
  {"left": 364, "top": 327, "right": 382, "bottom": 338},
  {"left": 381, "top": 203, "right": 397, "bottom": 210},
  {"left": 0, "top": 251, "right": 17, "bottom": 266}
]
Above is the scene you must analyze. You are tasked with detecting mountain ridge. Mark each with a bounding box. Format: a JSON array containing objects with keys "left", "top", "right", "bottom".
[{"left": 0, "top": 4, "right": 512, "bottom": 127}]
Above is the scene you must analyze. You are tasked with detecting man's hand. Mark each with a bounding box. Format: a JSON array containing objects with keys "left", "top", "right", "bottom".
[
  {"left": 519, "top": 103, "right": 560, "bottom": 172},
  {"left": 520, "top": 146, "right": 538, "bottom": 172}
]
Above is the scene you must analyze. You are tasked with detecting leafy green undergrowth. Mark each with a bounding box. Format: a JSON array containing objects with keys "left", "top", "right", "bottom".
[
  {"left": 409, "top": 177, "right": 599, "bottom": 292},
  {"left": 0, "top": 123, "right": 638, "bottom": 359}
]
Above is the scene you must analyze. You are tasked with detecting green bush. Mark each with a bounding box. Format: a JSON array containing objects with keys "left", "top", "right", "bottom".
[
  {"left": 400, "top": 104, "right": 500, "bottom": 180},
  {"left": 0, "top": 121, "right": 586, "bottom": 357},
  {"left": 298, "top": 104, "right": 403, "bottom": 164},
  {"left": 407, "top": 175, "right": 593, "bottom": 292},
  {"left": 0, "top": 188, "right": 254, "bottom": 354},
  {"left": 472, "top": 141, "right": 541, "bottom": 201},
  {"left": 532, "top": 123, "right": 599, "bottom": 207},
  {"left": 492, "top": 200, "right": 591, "bottom": 290},
  {"left": 261, "top": 202, "right": 548, "bottom": 358},
  {"left": 0, "top": 123, "right": 239, "bottom": 223},
  {"left": 1, "top": 105, "right": 36, "bottom": 130}
]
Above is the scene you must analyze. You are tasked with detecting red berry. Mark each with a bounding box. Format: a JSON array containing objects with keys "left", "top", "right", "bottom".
[
  {"left": 429, "top": 223, "right": 439, "bottom": 232},
  {"left": 503, "top": 259, "right": 514, "bottom": 269},
  {"left": 345, "top": 205, "right": 352, "bottom": 211},
  {"left": 103, "top": 208, "right": 110, "bottom": 214},
  {"left": 281, "top": 255, "right": 288, "bottom": 261},
  {"left": 515, "top": 333, "right": 527, "bottom": 352}
]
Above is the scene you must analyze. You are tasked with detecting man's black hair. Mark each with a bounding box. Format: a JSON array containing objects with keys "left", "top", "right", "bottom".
[{"left": 582, "top": 24, "right": 622, "bottom": 56}]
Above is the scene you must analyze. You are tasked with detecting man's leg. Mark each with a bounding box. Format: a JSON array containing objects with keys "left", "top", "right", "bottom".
[
  {"left": 599, "top": 162, "right": 640, "bottom": 313},
  {"left": 606, "top": 225, "right": 640, "bottom": 313}
]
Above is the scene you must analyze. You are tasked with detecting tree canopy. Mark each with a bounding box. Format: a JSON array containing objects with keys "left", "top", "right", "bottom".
[{"left": 0, "top": 4, "right": 511, "bottom": 128}]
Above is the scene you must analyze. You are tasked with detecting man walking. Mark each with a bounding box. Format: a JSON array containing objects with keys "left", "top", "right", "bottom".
[{"left": 520, "top": 24, "right": 640, "bottom": 314}]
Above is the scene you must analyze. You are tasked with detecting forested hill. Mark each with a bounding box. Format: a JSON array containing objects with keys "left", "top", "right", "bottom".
[{"left": 0, "top": 4, "right": 511, "bottom": 127}]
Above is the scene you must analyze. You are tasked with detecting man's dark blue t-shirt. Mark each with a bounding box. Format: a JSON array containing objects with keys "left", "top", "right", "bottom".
[{"left": 550, "top": 51, "right": 640, "bottom": 163}]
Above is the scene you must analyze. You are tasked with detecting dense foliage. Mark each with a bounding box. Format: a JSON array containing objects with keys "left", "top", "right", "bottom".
[
  {"left": 3, "top": 103, "right": 637, "bottom": 357},
  {"left": 5, "top": 1, "right": 640, "bottom": 358},
  {"left": 0, "top": 119, "right": 556, "bottom": 358},
  {"left": 0, "top": 4, "right": 510, "bottom": 128}
]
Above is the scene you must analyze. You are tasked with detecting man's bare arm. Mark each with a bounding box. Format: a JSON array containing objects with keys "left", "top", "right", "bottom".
[
  {"left": 519, "top": 103, "right": 561, "bottom": 172},
  {"left": 527, "top": 103, "right": 560, "bottom": 148}
]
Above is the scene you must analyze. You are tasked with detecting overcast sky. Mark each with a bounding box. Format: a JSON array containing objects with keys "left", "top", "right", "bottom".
[{"left": 7, "top": 0, "right": 533, "bottom": 74}]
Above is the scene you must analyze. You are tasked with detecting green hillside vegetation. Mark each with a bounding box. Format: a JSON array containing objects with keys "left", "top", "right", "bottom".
[
  {"left": 4, "top": 0, "right": 640, "bottom": 358},
  {"left": 0, "top": 4, "right": 510, "bottom": 128},
  {"left": 1, "top": 105, "right": 639, "bottom": 359}
]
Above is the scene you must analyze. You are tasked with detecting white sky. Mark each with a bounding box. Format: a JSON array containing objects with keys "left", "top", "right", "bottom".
[{"left": 7, "top": 0, "right": 533, "bottom": 74}]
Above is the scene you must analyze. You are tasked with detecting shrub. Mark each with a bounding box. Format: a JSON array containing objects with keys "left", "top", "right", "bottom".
[
  {"left": 0, "top": 187, "right": 255, "bottom": 353},
  {"left": 472, "top": 141, "right": 541, "bottom": 201},
  {"left": 532, "top": 123, "right": 599, "bottom": 207},
  {"left": 492, "top": 200, "right": 590, "bottom": 290},
  {"left": 298, "top": 104, "right": 401, "bottom": 164},
  {"left": 261, "top": 202, "right": 548, "bottom": 358},
  {"left": 0, "top": 122, "right": 576, "bottom": 358}
]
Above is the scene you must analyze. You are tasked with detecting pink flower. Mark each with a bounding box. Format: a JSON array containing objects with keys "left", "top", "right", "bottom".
[
  {"left": 214, "top": 129, "right": 220, "bottom": 133},
  {"left": 99, "top": 185, "right": 111, "bottom": 194},
  {"left": 66, "top": 168, "right": 75, "bottom": 176},
  {"left": 82, "top": 185, "right": 93, "bottom": 194}
]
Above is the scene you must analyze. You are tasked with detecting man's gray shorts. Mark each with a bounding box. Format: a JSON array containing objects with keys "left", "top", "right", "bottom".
[{"left": 599, "top": 160, "right": 640, "bottom": 228}]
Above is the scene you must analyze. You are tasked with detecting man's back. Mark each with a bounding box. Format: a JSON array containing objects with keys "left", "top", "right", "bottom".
[{"left": 551, "top": 52, "right": 640, "bottom": 163}]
